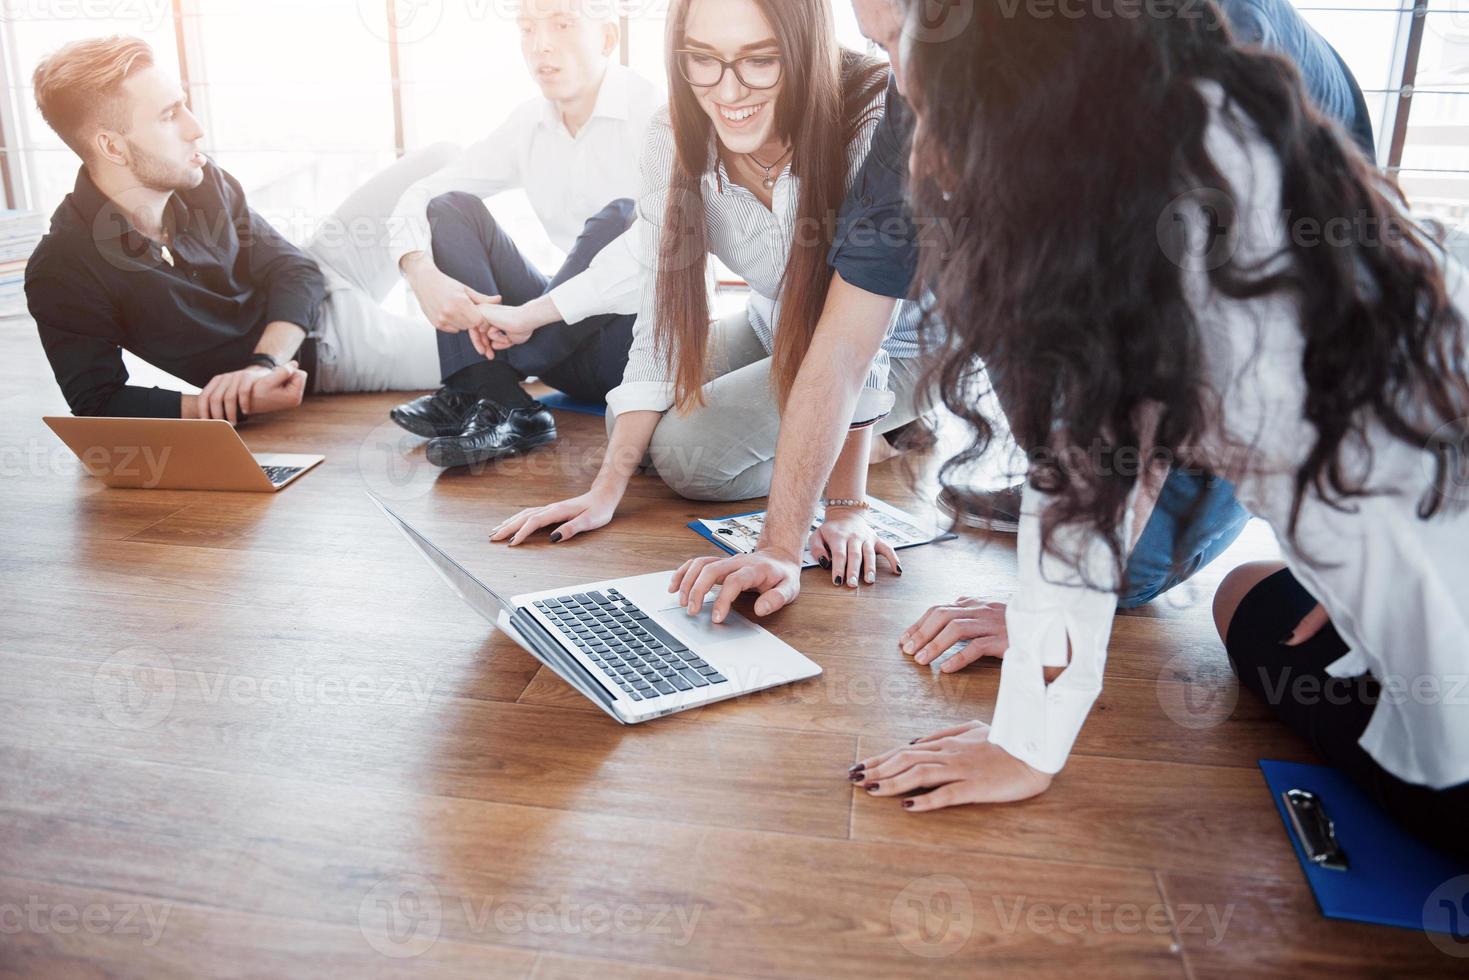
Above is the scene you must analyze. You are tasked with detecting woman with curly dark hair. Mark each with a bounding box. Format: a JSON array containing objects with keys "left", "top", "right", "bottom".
[{"left": 850, "top": 0, "right": 1469, "bottom": 858}]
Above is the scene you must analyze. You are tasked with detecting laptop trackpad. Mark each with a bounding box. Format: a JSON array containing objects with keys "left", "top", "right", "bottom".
[{"left": 652, "top": 601, "right": 763, "bottom": 646}]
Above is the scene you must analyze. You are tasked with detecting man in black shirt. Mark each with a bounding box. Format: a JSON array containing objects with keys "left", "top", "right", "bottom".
[{"left": 26, "top": 35, "right": 451, "bottom": 422}]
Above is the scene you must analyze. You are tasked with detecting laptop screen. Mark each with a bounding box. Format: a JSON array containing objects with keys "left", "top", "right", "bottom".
[{"left": 368, "top": 493, "right": 513, "bottom": 626}]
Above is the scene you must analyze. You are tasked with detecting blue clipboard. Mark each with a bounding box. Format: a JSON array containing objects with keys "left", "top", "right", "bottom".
[
  {"left": 537, "top": 392, "right": 606, "bottom": 417},
  {"left": 1260, "top": 759, "right": 1469, "bottom": 935}
]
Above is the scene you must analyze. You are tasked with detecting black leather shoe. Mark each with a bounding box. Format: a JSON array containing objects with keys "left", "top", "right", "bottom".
[
  {"left": 389, "top": 387, "right": 482, "bottom": 439},
  {"left": 426, "top": 400, "right": 557, "bottom": 469}
]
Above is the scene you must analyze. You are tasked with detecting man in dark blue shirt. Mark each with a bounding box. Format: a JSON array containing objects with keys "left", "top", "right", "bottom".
[{"left": 679, "top": 0, "right": 1379, "bottom": 634}]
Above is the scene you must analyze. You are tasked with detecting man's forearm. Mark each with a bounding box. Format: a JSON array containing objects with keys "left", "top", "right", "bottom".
[
  {"left": 756, "top": 352, "right": 866, "bottom": 560},
  {"left": 757, "top": 277, "right": 896, "bottom": 558},
  {"left": 255, "top": 321, "right": 307, "bottom": 363}
]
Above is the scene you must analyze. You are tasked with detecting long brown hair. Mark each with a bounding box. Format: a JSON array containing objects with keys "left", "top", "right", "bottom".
[
  {"left": 903, "top": 0, "right": 1469, "bottom": 587},
  {"left": 656, "top": 0, "right": 887, "bottom": 412}
]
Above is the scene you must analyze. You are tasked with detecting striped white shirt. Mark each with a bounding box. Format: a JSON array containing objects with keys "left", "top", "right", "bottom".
[{"left": 606, "top": 88, "right": 923, "bottom": 422}]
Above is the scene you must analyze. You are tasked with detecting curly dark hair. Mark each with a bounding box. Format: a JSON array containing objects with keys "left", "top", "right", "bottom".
[{"left": 899, "top": 0, "right": 1469, "bottom": 587}]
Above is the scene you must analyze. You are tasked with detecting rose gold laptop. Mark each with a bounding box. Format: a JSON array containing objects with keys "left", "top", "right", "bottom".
[{"left": 43, "top": 417, "right": 324, "bottom": 492}]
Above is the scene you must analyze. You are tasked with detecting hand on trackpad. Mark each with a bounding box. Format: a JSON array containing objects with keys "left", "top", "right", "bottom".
[{"left": 654, "top": 599, "right": 763, "bottom": 645}]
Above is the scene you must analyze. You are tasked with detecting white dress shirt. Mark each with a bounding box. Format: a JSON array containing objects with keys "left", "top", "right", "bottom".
[
  {"left": 387, "top": 62, "right": 661, "bottom": 320},
  {"left": 989, "top": 82, "right": 1469, "bottom": 790},
  {"left": 605, "top": 86, "right": 922, "bottom": 425}
]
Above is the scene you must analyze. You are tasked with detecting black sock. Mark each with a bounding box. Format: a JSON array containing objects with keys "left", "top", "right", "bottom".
[{"left": 445, "top": 360, "right": 533, "bottom": 408}]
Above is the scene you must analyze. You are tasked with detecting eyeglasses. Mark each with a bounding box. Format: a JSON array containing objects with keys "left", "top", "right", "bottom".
[{"left": 675, "top": 49, "right": 783, "bottom": 91}]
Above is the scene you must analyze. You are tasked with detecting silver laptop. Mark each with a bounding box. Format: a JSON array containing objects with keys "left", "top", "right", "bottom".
[{"left": 370, "top": 493, "right": 821, "bottom": 724}]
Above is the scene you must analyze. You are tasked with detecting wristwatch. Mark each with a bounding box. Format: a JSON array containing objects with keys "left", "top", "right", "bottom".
[{"left": 246, "top": 353, "right": 279, "bottom": 370}]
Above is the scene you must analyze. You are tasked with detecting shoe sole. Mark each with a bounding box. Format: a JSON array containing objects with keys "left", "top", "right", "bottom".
[{"left": 426, "top": 429, "right": 558, "bottom": 469}]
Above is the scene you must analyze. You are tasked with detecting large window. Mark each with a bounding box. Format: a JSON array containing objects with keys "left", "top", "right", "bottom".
[{"left": 1, "top": 1, "right": 1463, "bottom": 235}]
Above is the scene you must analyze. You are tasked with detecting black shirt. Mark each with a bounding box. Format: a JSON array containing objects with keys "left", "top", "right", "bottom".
[{"left": 27, "top": 162, "right": 326, "bottom": 417}]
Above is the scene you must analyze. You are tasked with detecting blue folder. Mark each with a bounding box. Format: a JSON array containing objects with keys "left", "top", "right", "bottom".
[
  {"left": 537, "top": 392, "right": 606, "bottom": 417},
  {"left": 1259, "top": 759, "right": 1469, "bottom": 934}
]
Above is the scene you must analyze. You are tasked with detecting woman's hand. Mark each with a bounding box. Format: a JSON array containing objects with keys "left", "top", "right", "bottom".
[
  {"left": 849, "top": 721, "right": 1053, "bottom": 811},
  {"left": 807, "top": 506, "right": 901, "bottom": 589},
  {"left": 898, "top": 597, "right": 1010, "bottom": 671},
  {"left": 489, "top": 486, "right": 622, "bottom": 545}
]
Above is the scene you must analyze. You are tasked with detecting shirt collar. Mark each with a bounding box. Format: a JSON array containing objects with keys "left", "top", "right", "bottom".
[
  {"left": 538, "top": 61, "right": 634, "bottom": 132},
  {"left": 70, "top": 165, "right": 191, "bottom": 248}
]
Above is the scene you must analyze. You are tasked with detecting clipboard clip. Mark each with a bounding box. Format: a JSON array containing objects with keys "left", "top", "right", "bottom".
[{"left": 1282, "top": 788, "right": 1349, "bottom": 871}]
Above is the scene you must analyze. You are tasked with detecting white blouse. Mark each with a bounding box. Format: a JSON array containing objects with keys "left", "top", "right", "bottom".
[
  {"left": 989, "top": 82, "right": 1469, "bottom": 790},
  {"left": 606, "top": 83, "right": 923, "bottom": 424}
]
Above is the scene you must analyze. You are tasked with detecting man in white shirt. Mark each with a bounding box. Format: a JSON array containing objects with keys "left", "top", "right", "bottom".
[{"left": 387, "top": 0, "right": 660, "bottom": 469}]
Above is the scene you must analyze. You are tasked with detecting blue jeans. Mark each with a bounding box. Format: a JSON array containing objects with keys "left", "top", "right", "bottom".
[
  {"left": 426, "top": 192, "right": 635, "bottom": 403},
  {"left": 1119, "top": 470, "right": 1253, "bottom": 609}
]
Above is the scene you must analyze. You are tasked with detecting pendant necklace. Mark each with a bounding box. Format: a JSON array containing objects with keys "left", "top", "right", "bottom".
[{"left": 748, "top": 147, "right": 791, "bottom": 191}]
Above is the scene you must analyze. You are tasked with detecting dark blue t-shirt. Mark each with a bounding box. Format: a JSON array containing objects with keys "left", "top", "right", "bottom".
[{"left": 830, "top": 0, "right": 1377, "bottom": 300}]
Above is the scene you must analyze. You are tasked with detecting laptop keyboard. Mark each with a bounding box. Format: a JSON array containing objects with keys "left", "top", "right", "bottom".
[
  {"left": 260, "top": 465, "right": 305, "bottom": 486},
  {"left": 533, "top": 588, "right": 728, "bottom": 702}
]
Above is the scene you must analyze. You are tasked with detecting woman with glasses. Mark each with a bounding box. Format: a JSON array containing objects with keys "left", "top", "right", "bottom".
[
  {"left": 846, "top": 0, "right": 1469, "bottom": 859},
  {"left": 490, "top": 0, "right": 922, "bottom": 560}
]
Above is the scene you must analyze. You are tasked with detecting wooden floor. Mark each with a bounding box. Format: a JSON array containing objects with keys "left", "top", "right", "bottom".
[{"left": 1, "top": 318, "right": 1462, "bottom": 979}]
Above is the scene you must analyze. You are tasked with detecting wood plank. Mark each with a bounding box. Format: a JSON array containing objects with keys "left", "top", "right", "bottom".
[
  {"left": 0, "top": 750, "right": 1186, "bottom": 979},
  {"left": 0, "top": 653, "right": 856, "bottom": 839},
  {"left": 0, "top": 875, "right": 539, "bottom": 980},
  {"left": 850, "top": 740, "right": 1299, "bottom": 879},
  {"left": 1158, "top": 871, "right": 1468, "bottom": 978},
  {"left": 519, "top": 655, "right": 1317, "bottom": 770}
]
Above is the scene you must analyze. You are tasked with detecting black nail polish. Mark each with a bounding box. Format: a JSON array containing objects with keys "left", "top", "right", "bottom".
[
  {"left": 835, "top": 576, "right": 843, "bottom": 586},
  {"left": 550, "top": 532, "right": 562, "bottom": 543},
  {"left": 819, "top": 557, "right": 831, "bottom": 569},
  {"left": 909, "top": 738, "right": 919, "bottom": 745},
  {"left": 848, "top": 763, "right": 864, "bottom": 774},
  {"left": 896, "top": 564, "right": 904, "bottom": 576},
  {"left": 902, "top": 799, "right": 914, "bottom": 809},
  {"left": 1278, "top": 631, "right": 1293, "bottom": 645},
  {"left": 863, "top": 782, "right": 878, "bottom": 791},
  {"left": 848, "top": 772, "right": 864, "bottom": 782}
]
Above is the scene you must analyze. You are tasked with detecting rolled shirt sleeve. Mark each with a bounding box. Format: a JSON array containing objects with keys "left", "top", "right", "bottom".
[
  {"left": 546, "top": 220, "right": 645, "bottom": 325},
  {"left": 988, "top": 481, "right": 1135, "bottom": 773},
  {"left": 227, "top": 170, "right": 325, "bottom": 332},
  {"left": 605, "top": 112, "right": 680, "bottom": 420}
]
